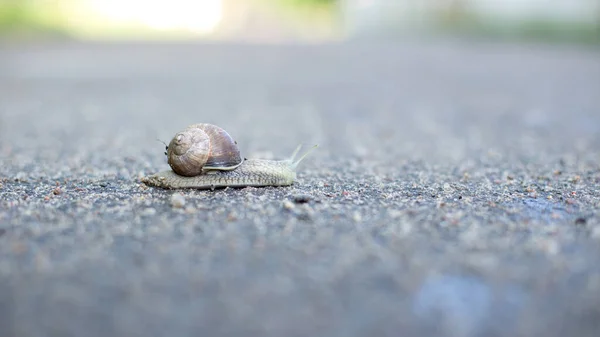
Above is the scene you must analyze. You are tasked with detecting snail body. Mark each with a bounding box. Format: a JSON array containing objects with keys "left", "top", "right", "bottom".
[{"left": 142, "top": 123, "right": 316, "bottom": 190}]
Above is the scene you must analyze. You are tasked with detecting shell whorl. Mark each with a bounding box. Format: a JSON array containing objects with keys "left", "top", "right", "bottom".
[{"left": 166, "top": 123, "right": 242, "bottom": 177}]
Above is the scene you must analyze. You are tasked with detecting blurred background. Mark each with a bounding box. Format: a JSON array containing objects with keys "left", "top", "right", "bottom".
[{"left": 1, "top": 0, "right": 599, "bottom": 44}]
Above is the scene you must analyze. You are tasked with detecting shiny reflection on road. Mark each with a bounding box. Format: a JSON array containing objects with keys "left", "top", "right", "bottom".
[{"left": 413, "top": 273, "right": 527, "bottom": 337}]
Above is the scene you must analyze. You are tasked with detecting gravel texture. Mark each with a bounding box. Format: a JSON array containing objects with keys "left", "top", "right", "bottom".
[{"left": 1, "top": 40, "right": 600, "bottom": 337}]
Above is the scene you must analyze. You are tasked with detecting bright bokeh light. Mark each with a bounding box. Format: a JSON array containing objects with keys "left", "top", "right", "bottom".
[{"left": 87, "top": 0, "right": 223, "bottom": 33}]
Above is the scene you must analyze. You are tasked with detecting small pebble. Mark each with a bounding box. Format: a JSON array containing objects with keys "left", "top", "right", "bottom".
[
  {"left": 170, "top": 193, "right": 186, "bottom": 208},
  {"left": 141, "top": 208, "right": 157, "bottom": 216},
  {"left": 282, "top": 200, "right": 295, "bottom": 210},
  {"left": 296, "top": 205, "right": 315, "bottom": 221},
  {"left": 292, "top": 194, "right": 312, "bottom": 204},
  {"left": 388, "top": 209, "right": 403, "bottom": 219},
  {"left": 539, "top": 239, "right": 559, "bottom": 255},
  {"left": 226, "top": 211, "right": 238, "bottom": 221}
]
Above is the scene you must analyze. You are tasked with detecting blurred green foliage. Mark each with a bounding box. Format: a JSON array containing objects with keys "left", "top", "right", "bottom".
[
  {"left": 0, "top": 0, "right": 68, "bottom": 38},
  {"left": 281, "top": 0, "right": 335, "bottom": 6},
  {"left": 433, "top": 7, "right": 600, "bottom": 45},
  {"left": 0, "top": 0, "right": 597, "bottom": 44},
  {"left": 0, "top": 1, "right": 38, "bottom": 29},
  {"left": 263, "top": 0, "right": 337, "bottom": 14}
]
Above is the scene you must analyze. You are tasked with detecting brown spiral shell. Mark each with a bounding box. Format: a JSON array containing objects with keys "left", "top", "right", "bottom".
[{"left": 166, "top": 123, "right": 242, "bottom": 177}]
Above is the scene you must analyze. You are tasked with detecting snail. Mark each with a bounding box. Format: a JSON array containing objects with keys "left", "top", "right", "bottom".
[{"left": 141, "top": 123, "right": 317, "bottom": 190}]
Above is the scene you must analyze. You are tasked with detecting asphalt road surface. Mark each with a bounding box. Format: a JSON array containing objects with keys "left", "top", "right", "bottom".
[{"left": 1, "top": 40, "right": 599, "bottom": 337}]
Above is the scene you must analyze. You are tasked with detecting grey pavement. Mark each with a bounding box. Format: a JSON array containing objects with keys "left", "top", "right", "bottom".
[{"left": 1, "top": 40, "right": 600, "bottom": 337}]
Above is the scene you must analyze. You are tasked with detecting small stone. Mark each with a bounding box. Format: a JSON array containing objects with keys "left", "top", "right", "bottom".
[
  {"left": 170, "top": 193, "right": 186, "bottom": 208},
  {"left": 185, "top": 205, "right": 196, "bottom": 214},
  {"left": 574, "top": 217, "right": 587, "bottom": 226},
  {"left": 352, "top": 211, "right": 362, "bottom": 223},
  {"left": 292, "top": 194, "right": 312, "bottom": 204},
  {"left": 52, "top": 187, "right": 61, "bottom": 195},
  {"left": 226, "top": 211, "right": 238, "bottom": 221},
  {"left": 388, "top": 209, "right": 403, "bottom": 219},
  {"left": 540, "top": 239, "right": 559, "bottom": 255},
  {"left": 297, "top": 205, "right": 315, "bottom": 221},
  {"left": 141, "top": 208, "right": 157, "bottom": 216},
  {"left": 282, "top": 200, "right": 295, "bottom": 210}
]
